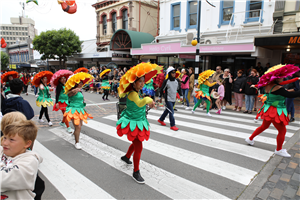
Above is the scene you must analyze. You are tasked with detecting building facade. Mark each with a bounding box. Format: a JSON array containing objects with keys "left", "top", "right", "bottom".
[
  {"left": 92, "top": 0, "right": 159, "bottom": 51},
  {"left": 131, "top": 0, "right": 278, "bottom": 77},
  {"left": 0, "top": 17, "right": 38, "bottom": 46}
]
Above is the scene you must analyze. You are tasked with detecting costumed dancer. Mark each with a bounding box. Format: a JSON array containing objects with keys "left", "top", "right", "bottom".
[
  {"left": 100, "top": 69, "right": 111, "bottom": 101},
  {"left": 142, "top": 78, "right": 155, "bottom": 99},
  {"left": 64, "top": 72, "right": 93, "bottom": 149},
  {"left": 50, "top": 70, "right": 73, "bottom": 133},
  {"left": 157, "top": 67, "right": 183, "bottom": 131},
  {"left": 192, "top": 70, "right": 217, "bottom": 116},
  {"left": 117, "top": 63, "right": 160, "bottom": 184},
  {"left": 245, "top": 64, "right": 300, "bottom": 157},
  {"left": 32, "top": 71, "right": 54, "bottom": 126},
  {"left": 254, "top": 78, "right": 300, "bottom": 123},
  {"left": 1, "top": 71, "right": 19, "bottom": 96}
]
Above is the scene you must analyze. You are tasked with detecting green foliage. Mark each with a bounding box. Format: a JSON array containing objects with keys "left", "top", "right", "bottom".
[
  {"left": 32, "top": 28, "right": 82, "bottom": 62},
  {"left": 1, "top": 51, "right": 9, "bottom": 70}
]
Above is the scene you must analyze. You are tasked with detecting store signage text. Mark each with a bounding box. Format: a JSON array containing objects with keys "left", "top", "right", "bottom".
[
  {"left": 288, "top": 37, "right": 300, "bottom": 44},
  {"left": 149, "top": 45, "right": 172, "bottom": 52}
]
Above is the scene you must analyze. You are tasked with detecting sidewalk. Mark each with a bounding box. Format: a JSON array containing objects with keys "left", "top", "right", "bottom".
[{"left": 254, "top": 139, "right": 300, "bottom": 200}]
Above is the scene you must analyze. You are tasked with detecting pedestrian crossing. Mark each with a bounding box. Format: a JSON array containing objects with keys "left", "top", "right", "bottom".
[{"left": 34, "top": 107, "right": 299, "bottom": 199}]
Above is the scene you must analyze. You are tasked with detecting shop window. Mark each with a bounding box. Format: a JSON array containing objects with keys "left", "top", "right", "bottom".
[
  {"left": 244, "top": 0, "right": 264, "bottom": 23},
  {"left": 170, "top": 2, "right": 181, "bottom": 31},
  {"left": 103, "top": 15, "right": 107, "bottom": 35},
  {"left": 112, "top": 12, "right": 117, "bottom": 33},
  {"left": 218, "top": 1, "right": 235, "bottom": 28},
  {"left": 122, "top": 9, "right": 128, "bottom": 30},
  {"left": 186, "top": 1, "right": 198, "bottom": 30}
]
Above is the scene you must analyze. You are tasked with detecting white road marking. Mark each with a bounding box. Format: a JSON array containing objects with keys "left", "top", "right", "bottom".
[
  {"left": 84, "top": 120, "right": 258, "bottom": 185},
  {"left": 104, "top": 115, "right": 274, "bottom": 162},
  {"left": 48, "top": 127, "right": 230, "bottom": 199},
  {"left": 177, "top": 107, "right": 299, "bottom": 130},
  {"left": 145, "top": 113, "right": 280, "bottom": 145},
  {"left": 149, "top": 109, "right": 294, "bottom": 137},
  {"left": 33, "top": 141, "right": 115, "bottom": 199}
]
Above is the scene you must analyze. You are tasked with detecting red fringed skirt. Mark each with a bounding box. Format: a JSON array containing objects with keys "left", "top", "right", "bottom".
[
  {"left": 53, "top": 102, "right": 68, "bottom": 112},
  {"left": 258, "top": 106, "right": 289, "bottom": 125},
  {"left": 117, "top": 124, "right": 150, "bottom": 142}
]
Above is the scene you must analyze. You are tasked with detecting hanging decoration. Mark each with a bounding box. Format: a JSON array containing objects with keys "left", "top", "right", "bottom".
[
  {"left": 1, "top": 38, "right": 7, "bottom": 48},
  {"left": 58, "top": 0, "right": 77, "bottom": 14},
  {"left": 26, "top": 0, "right": 38, "bottom": 5}
]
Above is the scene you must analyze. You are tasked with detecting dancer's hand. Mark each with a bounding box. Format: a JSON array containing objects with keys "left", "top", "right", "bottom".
[
  {"left": 148, "top": 101, "right": 156, "bottom": 108},
  {"left": 56, "top": 103, "right": 59, "bottom": 109},
  {"left": 250, "top": 85, "right": 256, "bottom": 88}
]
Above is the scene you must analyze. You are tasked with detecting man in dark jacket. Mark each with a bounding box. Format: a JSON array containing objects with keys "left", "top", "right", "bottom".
[
  {"left": 2, "top": 78, "right": 34, "bottom": 120},
  {"left": 241, "top": 69, "right": 259, "bottom": 114},
  {"left": 284, "top": 74, "right": 300, "bottom": 122}
]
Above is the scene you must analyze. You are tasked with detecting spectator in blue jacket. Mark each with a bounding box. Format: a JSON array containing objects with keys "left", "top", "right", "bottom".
[{"left": 2, "top": 79, "right": 34, "bottom": 120}]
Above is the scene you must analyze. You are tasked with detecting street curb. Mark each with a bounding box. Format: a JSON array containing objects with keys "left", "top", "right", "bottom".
[{"left": 237, "top": 128, "right": 300, "bottom": 200}]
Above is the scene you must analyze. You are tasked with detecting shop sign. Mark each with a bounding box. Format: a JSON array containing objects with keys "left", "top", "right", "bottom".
[
  {"left": 112, "top": 53, "right": 132, "bottom": 58},
  {"left": 9, "top": 64, "right": 16, "bottom": 69},
  {"left": 179, "top": 54, "right": 195, "bottom": 59},
  {"left": 132, "top": 42, "right": 254, "bottom": 55},
  {"left": 112, "top": 57, "right": 132, "bottom": 61},
  {"left": 288, "top": 36, "right": 300, "bottom": 44}
]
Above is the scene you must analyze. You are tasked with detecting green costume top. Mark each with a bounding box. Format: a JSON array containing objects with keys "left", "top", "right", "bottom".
[
  {"left": 101, "top": 76, "right": 110, "bottom": 90},
  {"left": 144, "top": 79, "right": 154, "bottom": 90},
  {"left": 66, "top": 92, "right": 87, "bottom": 114},
  {"left": 58, "top": 86, "right": 69, "bottom": 104},
  {"left": 199, "top": 84, "right": 210, "bottom": 96},
  {"left": 4, "top": 82, "right": 10, "bottom": 93},
  {"left": 258, "top": 85, "right": 287, "bottom": 117},
  {"left": 36, "top": 86, "right": 54, "bottom": 107},
  {"left": 117, "top": 91, "right": 151, "bottom": 132}
]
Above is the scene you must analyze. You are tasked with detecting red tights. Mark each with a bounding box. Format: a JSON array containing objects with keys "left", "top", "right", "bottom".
[
  {"left": 61, "top": 110, "right": 69, "bottom": 128},
  {"left": 249, "top": 119, "right": 286, "bottom": 151},
  {"left": 125, "top": 138, "right": 143, "bottom": 172}
]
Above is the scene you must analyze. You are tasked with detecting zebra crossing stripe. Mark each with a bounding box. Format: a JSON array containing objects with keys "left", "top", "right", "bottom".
[
  {"left": 48, "top": 127, "right": 230, "bottom": 199},
  {"left": 145, "top": 114, "right": 279, "bottom": 145},
  {"left": 174, "top": 108, "right": 300, "bottom": 131},
  {"left": 85, "top": 119, "right": 258, "bottom": 185},
  {"left": 103, "top": 115, "right": 274, "bottom": 162},
  {"left": 33, "top": 141, "right": 115, "bottom": 199},
  {"left": 149, "top": 109, "right": 294, "bottom": 137}
]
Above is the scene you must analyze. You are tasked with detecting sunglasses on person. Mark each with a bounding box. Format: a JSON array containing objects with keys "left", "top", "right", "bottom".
[{"left": 171, "top": 71, "right": 176, "bottom": 74}]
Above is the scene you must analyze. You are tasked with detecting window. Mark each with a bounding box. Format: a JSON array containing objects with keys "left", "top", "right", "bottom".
[
  {"left": 13, "top": 37, "right": 15, "bottom": 40},
  {"left": 22, "top": 27, "right": 24, "bottom": 30},
  {"left": 12, "top": 27, "right": 14, "bottom": 30},
  {"left": 103, "top": 15, "right": 107, "bottom": 35},
  {"left": 244, "top": 0, "right": 264, "bottom": 23},
  {"left": 218, "top": 1, "right": 235, "bottom": 28},
  {"left": 186, "top": 1, "right": 198, "bottom": 30},
  {"left": 10, "top": 37, "right": 12, "bottom": 40},
  {"left": 22, "top": 32, "right": 24, "bottom": 35},
  {"left": 6, "top": 27, "right": 8, "bottom": 30},
  {"left": 9, "top": 27, "right": 11, "bottom": 30},
  {"left": 25, "top": 27, "right": 27, "bottom": 31},
  {"left": 16, "top": 32, "right": 18, "bottom": 35},
  {"left": 122, "top": 9, "right": 128, "bottom": 29},
  {"left": 112, "top": 12, "right": 117, "bottom": 33},
  {"left": 25, "top": 32, "right": 28, "bottom": 35},
  {"left": 171, "top": 2, "right": 181, "bottom": 31}
]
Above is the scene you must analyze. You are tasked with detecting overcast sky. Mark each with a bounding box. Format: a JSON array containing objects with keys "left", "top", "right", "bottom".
[{"left": 1, "top": 0, "right": 97, "bottom": 41}]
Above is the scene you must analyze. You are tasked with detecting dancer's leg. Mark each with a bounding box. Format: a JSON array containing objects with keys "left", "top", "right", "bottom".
[
  {"left": 39, "top": 107, "right": 45, "bottom": 119},
  {"left": 44, "top": 107, "right": 50, "bottom": 122},
  {"left": 249, "top": 120, "right": 271, "bottom": 140},
  {"left": 71, "top": 119, "right": 82, "bottom": 143},
  {"left": 61, "top": 110, "right": 69, "bottom": 127},
  {"left": 205, "top": 99, "right": 211, "bottom": 113},
  {"left": 132, "top": 138, "right": 143, "bottom": 172},
  {"left": 125, "top": 143, "right": 135, "bottom": 159},
  {"left": 272, "top": 122, "right": 286, "bottom": 151},
  {"left": 193, "top": 99, "right": 201, "bottom": 111}
]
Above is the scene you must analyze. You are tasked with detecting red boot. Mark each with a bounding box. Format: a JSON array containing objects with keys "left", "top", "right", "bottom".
[
  {"left": 170, "top": 126, "right": 179, "bottom": 131},
  {"left": 157, "top": 119, "right": 166, "bottom": 126}
]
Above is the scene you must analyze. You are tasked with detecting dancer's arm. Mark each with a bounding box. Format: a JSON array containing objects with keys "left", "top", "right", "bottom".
[
  {"left": 272, "top": 87, "right": 300, "bottom": 98},
  {"left": 204, "top": 80, "right": 216, "bottom": 87},
  {"left": 55, "top": 84, "right": 62, "bottom": 104},
  {"left": 128, "top": 91, "right": 153, "bottom": 107},
  {"left": 159, "top": 80, "right": 167, "bottom": 98},
  {"left": 68, "top": 88, "right": 80, "bottom": 97},
  {"left": 279, "top": 78, "right": 299, "bottom": 86}
]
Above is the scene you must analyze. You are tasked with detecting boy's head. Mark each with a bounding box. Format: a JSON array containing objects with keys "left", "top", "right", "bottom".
[
  {"left": 1, "top": 111, "right": 27, "bottom": 132},
  {"left": 9, "top": 78, "right": 24, "bottom": 95},
  {"left": 2, "top": 120, "right": 38, "bottom": 157}
]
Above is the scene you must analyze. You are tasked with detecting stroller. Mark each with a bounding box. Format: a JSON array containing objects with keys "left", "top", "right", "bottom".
[{"left": 116, "top": 95, "right": 152, "bottom": 120}]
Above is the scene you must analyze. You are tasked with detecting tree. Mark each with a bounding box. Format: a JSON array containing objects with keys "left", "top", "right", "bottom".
[
  {"left": 32, "top": 28, "right": 82, "bottom": 69},
  {"left": 1, "top": 51, "right": 9, "bottom": 70}
]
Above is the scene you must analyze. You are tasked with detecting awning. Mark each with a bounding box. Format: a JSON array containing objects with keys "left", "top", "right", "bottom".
[
  {"left": 110, "top": 29, "right": 155, "bottom": 50},
  {"left": 254, "top": 33, "right": 300, "bottom": 50},
  {"left": 30, "top": 64, "right": 38, "bottom": 68}
]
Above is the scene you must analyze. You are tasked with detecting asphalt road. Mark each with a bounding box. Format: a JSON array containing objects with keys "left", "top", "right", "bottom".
[{"left": 20, "top": 89, "right": 300, "bottom": 200}]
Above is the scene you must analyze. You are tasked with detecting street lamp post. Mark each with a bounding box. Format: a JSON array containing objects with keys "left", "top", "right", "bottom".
[{"left": 195, "top": 0, "right": 201, "bottom": 63}]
